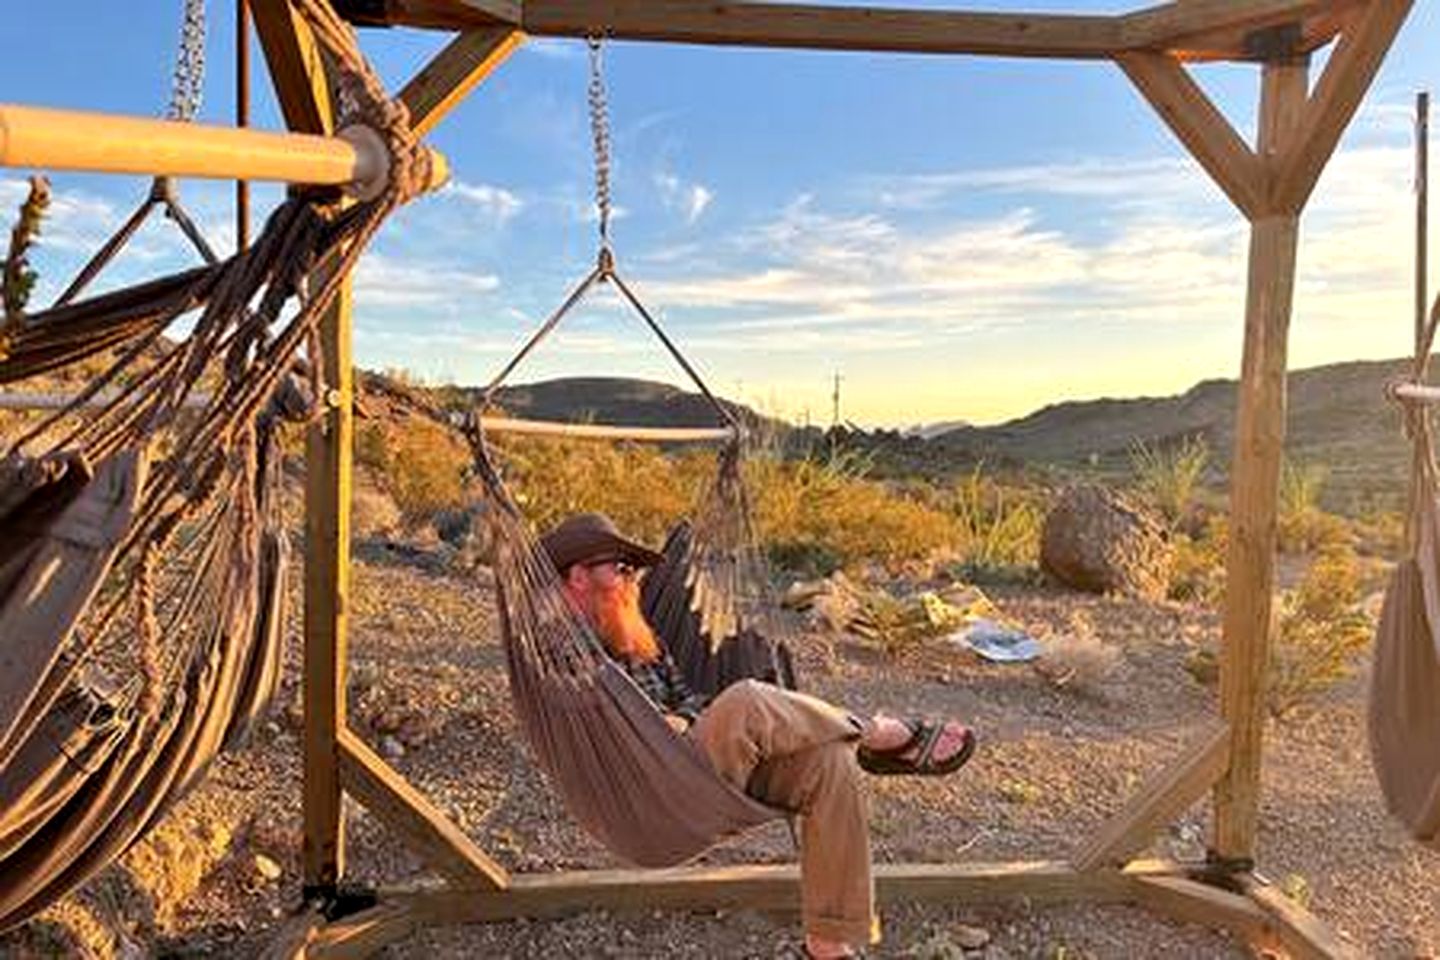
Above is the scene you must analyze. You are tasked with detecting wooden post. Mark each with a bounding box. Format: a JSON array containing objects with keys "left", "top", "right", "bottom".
[
  {"left": 1212, "top": 52, "right": 1309, "bottom": 862},
  {"left": 251, "top": 0, "right": 353, "bottom": 892}
]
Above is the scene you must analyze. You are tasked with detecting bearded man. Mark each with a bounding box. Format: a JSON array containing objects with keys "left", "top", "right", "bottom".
[{"left": 540, "top": 513, "right": 976, "bottom": 960}]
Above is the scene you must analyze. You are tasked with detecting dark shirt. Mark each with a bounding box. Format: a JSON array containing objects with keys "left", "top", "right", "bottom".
[{"left": 619, "top": 652, "right": 708, "bottom": 724}]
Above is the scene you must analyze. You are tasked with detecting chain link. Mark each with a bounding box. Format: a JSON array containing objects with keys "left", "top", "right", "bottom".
[
  {"left": 587, "top": 35, "right": 613, "bottom": 251},
  {"left": 167, "top": 0, "right": 207, "bottom": 122}
]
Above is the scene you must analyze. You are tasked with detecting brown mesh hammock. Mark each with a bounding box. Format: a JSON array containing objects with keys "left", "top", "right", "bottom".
[
  {"left": 0, "top": 0, "right": 423, "bottom": 930},
  {"left": 1369, "top": 290, "right": 1440, "bottom": 847}
]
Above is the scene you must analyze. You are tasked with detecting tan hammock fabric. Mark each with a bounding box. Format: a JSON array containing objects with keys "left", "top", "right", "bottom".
[
  {"left": 0, "top": 449, "right": 146, "bottom": 771},
  {"left": 1369, "top": 494, "right": 1440, "bottom": 846}
]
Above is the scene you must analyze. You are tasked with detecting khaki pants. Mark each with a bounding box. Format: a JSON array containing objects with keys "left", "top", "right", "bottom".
[{"left": 688, "top": 679, "right": 878, "bottom": 945}]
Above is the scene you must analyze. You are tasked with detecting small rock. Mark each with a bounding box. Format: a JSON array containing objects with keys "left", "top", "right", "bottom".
[
  {"left": 380, "top": 735, "right": 406, "bottom": 759},
  {"left": 254, "top": 853, "right": 282, "bottom": 881},
  {"left": 954, "top": 924, "right": 991, "bottom": 950}
]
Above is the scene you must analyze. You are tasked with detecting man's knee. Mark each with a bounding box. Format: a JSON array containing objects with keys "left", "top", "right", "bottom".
[{"left": 702, "top": 678, "right": 772, "bottom": 726}]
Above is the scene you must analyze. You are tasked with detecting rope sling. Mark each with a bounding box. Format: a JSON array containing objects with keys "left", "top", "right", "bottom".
[
  {"left": 1368, "top": 98, "right": 1440, "bottom": 847},
  {"left": 0, "top": 0, "right": 427, "bottom": 930}
]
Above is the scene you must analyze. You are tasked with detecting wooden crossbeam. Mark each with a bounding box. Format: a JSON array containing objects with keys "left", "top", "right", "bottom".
[
  {"left": 308, "top": 901, "right": 417, "bottom": 960},
  {"left": 1271, "top": 0, "right": 1415, "bottom": 212},
  {"left": 1119, "top": 0, "right": 1349, "bottom": 56},
  {"left": 1238, "top": 875, "right": 1364, "bottom": 960},
  {"left": 519, "top": 1, "right": 1120, "bottom": 58},
  {"left": 328, "top": 0, "right": 1366, "bottom": 63},
  {"left": 391, "top": 859, "right": 1189, "bottom": 922},
  {"left": 250, "top": 1, "right": 334, "bottom": 134},
  {"left": 339, "top": 0, "right": 521, "bottom": 29},
  {"left": 399, "top": 26, "right": 524, "bottom": 139},
  {"left": 277, "top": 860, "right": 1305, "bottom": 956},
  {"left": 1129, "top": 876, "right": 1272, "bottom": 941},
  {"left": 337, "top": 728, "right": 510, "bottom": 890},
  {"left": 1071, "top": 722, "right": 1230, "bottom": 871},
  {"left": 1116, "top": 52, "right": 1267, "bottom": 218}
]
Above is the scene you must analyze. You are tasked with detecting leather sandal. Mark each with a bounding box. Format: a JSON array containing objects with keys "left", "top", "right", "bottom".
[{"left": 857, "top": 717, "right": 975, "bottom": 777}]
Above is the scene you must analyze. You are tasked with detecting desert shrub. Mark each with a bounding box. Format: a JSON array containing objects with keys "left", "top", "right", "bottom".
[
  {"left": 1267, "top": 543, "right": 1372, "bottom": 716},
  {"left": 494, "top": 435, "right": 705, "bottom": 543},
  {"left": 355, "top": 417, "right": 470, "bottom": 526},
  {"left": 1277, "top": 458, "right": 1349, "bottom": 553},
  {"left": 1034, "top": 609, "right": 1121, "bottom": 694},
  {"left": 1168, "top": 515, "right": 1229, "bottom": 604},
  {"left": 943, "top": 466, "right": 1041, "bottom": 580},
  {"left": 748, "top": 453, "right": 958, "bottom": 572},
  {"left": 1129, "top": 435, "right": 1210, "bottom": 527}
]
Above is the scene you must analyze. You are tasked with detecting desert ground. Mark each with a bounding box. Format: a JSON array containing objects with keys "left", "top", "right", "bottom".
[{"left": 4, "top": 529, "right": 1437, "bottom": 960}]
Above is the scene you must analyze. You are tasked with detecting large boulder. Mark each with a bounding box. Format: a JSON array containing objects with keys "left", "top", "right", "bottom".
[{"left": 1040, "top": 484, "right": 1172, "bottom": 600}]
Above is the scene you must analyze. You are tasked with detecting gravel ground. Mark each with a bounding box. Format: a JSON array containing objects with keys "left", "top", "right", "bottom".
[{"left": 5, "top": 543, "right": 1438, "bottom": 959}]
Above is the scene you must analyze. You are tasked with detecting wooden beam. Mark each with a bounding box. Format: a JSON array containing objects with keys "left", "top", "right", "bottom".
[
  {"left": 1238, "top": 875, "right": 1363, "bottom": 960},
  {"left": 251, "top": 0, "right": 334, "bottom": 135},
  {"left": 253, "top": 0, "right": 352, "bottom": 891},
  {"left": 346, "top": 0, "right": 1121, "bottom": 58},
  {"left": 337, "top": 728, "right": 510, "bottom": 890},
  {"left": 399, "top": 27, "right": 524, "bottom": 139},
  {"left": 478, "top": 416, "right": 735, "bottom": 443},
  {"left": 1271, "top": 0, "right": 1415, "bottom": 213},
  {"left": 1130, "top": 876, "right": 1273, "bottom": 943},
  {"left": 1116, "top": 52, "right": 1267, "bottom": 218},
  {"left": 1120, "top": 0, "right": 1340, "bottom": 51},
  {"left": 380, "top": 859, "right": 1195, "bottom": 925},
  {"left": 306, "top": 901, "right": 418, "bottom": 959},
  {"left": 1213, "top": 55, "right": 1308, "bottom": 862},
  {"left": 1071, "top": 722, "right": 1230, "bottom": 871}
]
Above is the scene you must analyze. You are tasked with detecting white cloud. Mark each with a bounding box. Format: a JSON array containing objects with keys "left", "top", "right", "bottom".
[
  {"left": 443, "top": 180, "right": 524, "bottom": 224},
  {"left": 354, "top": 251, "right": 500, "bottom": 307},
  {"left": 655, "top": 169, "right": 714, "bottom": 225}
]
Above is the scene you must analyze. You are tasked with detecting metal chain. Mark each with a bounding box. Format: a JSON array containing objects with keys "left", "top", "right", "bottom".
[
  {"left": 167, "top": 0, "right": 207, "bottom": 122},
  {"left": 587, "top": 35, "right": 613, "bottom": 253}
]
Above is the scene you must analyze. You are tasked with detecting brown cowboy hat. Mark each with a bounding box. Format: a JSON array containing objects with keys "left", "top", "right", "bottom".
[{"left": 539, "top": 512, "right": 664, "bottom": 574}]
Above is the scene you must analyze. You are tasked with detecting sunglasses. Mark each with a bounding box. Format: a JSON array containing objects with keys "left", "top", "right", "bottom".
[{"left": 584, "top": 559, "right": 640, "bottom": 578}]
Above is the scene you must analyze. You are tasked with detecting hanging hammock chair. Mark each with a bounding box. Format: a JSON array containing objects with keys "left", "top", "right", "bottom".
[
  {"left": 359, "top": 40, "right": 806, "bottom": 867},
  {"left": 1369, "top": 290, "right": 1440, "bottom": 847},
  {"left": 0, "top": 0, "right": 426, "bottom": 931}
]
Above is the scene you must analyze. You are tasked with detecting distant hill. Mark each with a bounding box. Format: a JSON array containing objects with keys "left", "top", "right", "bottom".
[
  {"left": 932, "top": 357, "right": 1416, "bottom": 513},
  {"left": 459, "top": 376, "right": 787, "bottom": 439},
  {"left": 357, "top": 361, "right": 1419, "bottom": 516}
]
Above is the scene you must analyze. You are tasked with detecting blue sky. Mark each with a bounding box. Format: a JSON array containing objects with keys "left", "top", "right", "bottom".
[{"left": 2, "top": 2, "right": 1437, "bottom": 426}]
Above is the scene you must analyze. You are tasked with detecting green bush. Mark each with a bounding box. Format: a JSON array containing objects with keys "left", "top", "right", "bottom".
[
  {"left": 944, "top": 466, "right": 1041, "bottom": 578},
  {"left": 1267, "top": 543, "right": 1372, "bottom": 716},
  {"left": 355, "top": 416, "right": 470, "bottom": 527},
  {"left": 1129, "top": 435, "right": 1209, "bottom": 528},
  {"left": 1277, "top": 457, "right": 1349, "bottom": 554}
]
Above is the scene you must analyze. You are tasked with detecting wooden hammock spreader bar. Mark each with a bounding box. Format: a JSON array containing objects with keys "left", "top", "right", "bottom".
[
  {"left": 0, "top": 104, "right": 449, "bottom": 198},
  {"left": 1390, "top": 382, "right": 1440, "bottom": 404},
  {"left": 0, "top": 392, "right": 213, "bottom": 411},
  {"left": 479, "top": 416, "right": 736, "bottom": 443}
]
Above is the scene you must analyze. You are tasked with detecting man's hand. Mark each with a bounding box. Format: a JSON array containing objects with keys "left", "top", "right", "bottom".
[{"left": 664, "top": 713, "right": 690, "bottom": 735}]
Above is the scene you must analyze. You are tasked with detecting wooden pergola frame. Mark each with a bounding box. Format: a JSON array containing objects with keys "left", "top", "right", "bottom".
[{"left": 31, "top": 1, "right": 1408, "bottom": 956}]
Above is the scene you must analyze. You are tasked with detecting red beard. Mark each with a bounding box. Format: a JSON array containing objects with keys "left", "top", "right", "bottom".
[{"left": 591, "top": 577, "right": 662, "bottom": 664}]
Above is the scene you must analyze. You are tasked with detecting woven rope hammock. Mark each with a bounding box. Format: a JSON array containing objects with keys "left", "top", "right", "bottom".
[
  {"left": 470, "top": 429, "right": 791, "bottom": 867},
  {"left": 0, "top": 0, "right": 425, "bottom": 930},
  {"left": 1369, "top": 289, "right": 1440, "bottom": 847}
]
